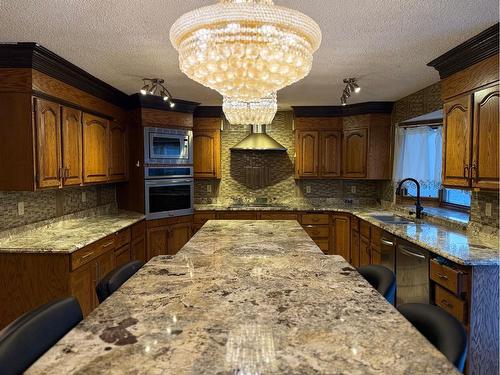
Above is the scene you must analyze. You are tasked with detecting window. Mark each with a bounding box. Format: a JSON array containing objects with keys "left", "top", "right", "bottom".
[{"left": 442, "top": 188, "right": 471, "bottom": 208}]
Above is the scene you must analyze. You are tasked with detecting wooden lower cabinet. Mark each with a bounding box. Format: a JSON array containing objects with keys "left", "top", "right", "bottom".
[
  {"left": 331, "top": 214, "right": 350, "bottom": 261},
  {"left": 114, "top": 244, "right": 131, "bottom": 269},
  {"left": 69, "top": 261, "right": 95, "bottom": 316},
  {"left": 359, "top": 236, "right": 371, "bottom": 266},
  {"left": 146, "top": 216, "right": 193, "bottom": 259}
]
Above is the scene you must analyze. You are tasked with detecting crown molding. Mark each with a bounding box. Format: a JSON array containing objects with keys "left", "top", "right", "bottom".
[
  {"left": 193, "top": 106, "right": 224, "bottom": 118},
  {"left": 427, "top": 23, "right": 499, "bottom": 79},
  {"left": 128, "top": 93, "right": 199, "bottom": 114},
  {"left": 292, "top": 102, "right": 394, "bottom": 117}
]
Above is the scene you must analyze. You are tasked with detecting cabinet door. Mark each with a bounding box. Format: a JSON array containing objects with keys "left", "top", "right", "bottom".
[
  {"left": 70, "top": 262, "right": 94, "bottom": 316},
  {"left": 296, "top": 131, "right": 319, "bottom": 177},
  {"left": 332, "top": 214, "right": 350, "bottom": 261},
  {"left": 108, "top": 121, "right": 128, "bottom": 181},
  {"left": 472, "top": 85, "right": 499, "bottom": 190},
  {"left": 371, "top": 245, "right": 381, "bottom": 265},
  {"left": 359, "top": 237, "right": 371, "bottom": 266},
  {"left": 442, "top": 95, "right": 472, "bottom": 187},
  {"left": 351, "top": 230, "right": 360, "bottom": 268},
  {"left": 193, "top": 130, "right": 221, "bottom": 178},
  {"left": 61, "top": 107, "right": 82, "bottom": 186},
  {"left": 320, "top": 131, "right": 341, "bottom": 177},
  {"left": 114, "top": 244, "right": 131, "bottom": 269},
  {"left": 342, "top": 129, "right": 367, "bottom": 178},
  {"left": 35, "top": 99, "right": 61, "bottom": 188},
  {"left": 147, "top": 225, "right": 169, "bottom": 259},
  {"left": 131, "top": 238, "right": 146, "bottom": 263},
  {"left": 83, "top": 113, "right": 108, "bottom": 183},
  {"left": 168, "top": 222, "right": 192, "bottom": 255}
]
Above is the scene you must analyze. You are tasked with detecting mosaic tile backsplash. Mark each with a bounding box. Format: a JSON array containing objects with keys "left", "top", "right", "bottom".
[
  {"left": 0, "top": 184, "right": 116, "bottom": 230},
  {"left": 195, "top": 111, "right": 385, "bottom": 206}
]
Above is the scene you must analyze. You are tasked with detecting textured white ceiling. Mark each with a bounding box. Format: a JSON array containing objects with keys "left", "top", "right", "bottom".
[{"left": 0, "top": 0, "right": 497, "bottom": 107}]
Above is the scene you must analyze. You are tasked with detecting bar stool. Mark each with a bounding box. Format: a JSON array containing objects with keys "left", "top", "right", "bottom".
[
  {"left": 0, "top": 297, "right": 83, "bottom": 375},
  {"left": 96, "top": 260, "right": 144, "bottom": 303},
  {"left": 357, "top": 264, "right": 396, "bottom": 304},
  {"left": 398, "top": 303, "right": 467, "bottom": 373}
]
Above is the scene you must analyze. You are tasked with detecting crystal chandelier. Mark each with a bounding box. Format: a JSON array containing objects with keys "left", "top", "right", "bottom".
[
  {"left": 170, "top": 0, "right": 322, "bottom": 100},
  {"left": 223, "top": 92, "right": 277, "bottom": 125}
]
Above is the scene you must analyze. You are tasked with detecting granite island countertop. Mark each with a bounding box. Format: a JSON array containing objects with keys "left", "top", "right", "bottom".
[
  {"left": 195, "top": 204, "right": 500, "bottom": 266},
  {"left": 28, "top": 220, "right": 459, "bottom": 375},
  {"left": 0, "top": 209, "right": 145, "bottom": 254}
]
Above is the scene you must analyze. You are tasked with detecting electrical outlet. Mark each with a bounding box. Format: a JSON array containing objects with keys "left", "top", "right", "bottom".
[
  {"left": 306, "top": 185, "right": 311, "bottom": 194},
  {"left": 81, "top": 192, "right": 87, "bottom": 203},
  {"left": 351, "top": 185, "right": 357, "bottom": 194},
  {"left": 485, "top": 202, "right": 492, "bottom": 217},
  {"left": 207, "top": 185, "right": 212, "bottom": 193},
  {"left": 17, "top": 201, "right": 24, "bottom": 216}
]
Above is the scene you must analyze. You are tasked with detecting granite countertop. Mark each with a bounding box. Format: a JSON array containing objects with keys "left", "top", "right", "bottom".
[
  {"left": 0, "top": 209, "right": 145, "bottom": 254},
  {"left": 195, "top": 204, "right": 499, "bottom": 266},
  {"left": 28, "top": 221, "right": 459, "bottom": 375}
]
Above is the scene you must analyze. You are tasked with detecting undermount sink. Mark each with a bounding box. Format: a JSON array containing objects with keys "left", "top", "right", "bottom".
[{"left": 369, "top": 214, "right": 415, "bottom": 224}]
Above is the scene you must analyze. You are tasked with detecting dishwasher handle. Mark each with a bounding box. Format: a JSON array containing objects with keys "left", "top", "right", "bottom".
[
  {"left": 381, "top": 239, "right": 394, "bottom": 246},
  {"left": 399, "top": 246, "right": 426, "bottom": 260}
]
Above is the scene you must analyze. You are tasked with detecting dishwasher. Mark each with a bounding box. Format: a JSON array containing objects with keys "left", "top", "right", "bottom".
[{"left": 395, "top": 238, "right": 430, "bottom": 306}]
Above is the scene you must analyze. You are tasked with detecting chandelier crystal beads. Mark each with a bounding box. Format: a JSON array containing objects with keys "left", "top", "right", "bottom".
[
  {"left": 170, "top": 0, "right": 322, "bottom": 100},
  {"left": 223, "top": 92, "right": 277, "bottom": 125}
]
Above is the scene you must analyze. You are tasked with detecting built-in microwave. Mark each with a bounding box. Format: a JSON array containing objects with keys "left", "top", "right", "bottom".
[
  {"left": 144, "top": 127, "right": 192, "bottom": 165},
  {"left": 144, "top": 167, "right": 194, "bottom": 220}
]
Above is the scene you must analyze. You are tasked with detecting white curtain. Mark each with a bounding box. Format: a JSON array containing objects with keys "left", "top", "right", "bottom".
[{"left": 393, "top": 126, "right": 442, "bottom": 197}]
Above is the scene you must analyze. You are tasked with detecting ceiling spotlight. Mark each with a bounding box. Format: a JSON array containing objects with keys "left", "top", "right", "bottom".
[
  {"left": 140, "top": 78, "right": 175, "bottom": 108},
  {"left": 341, "top": 95, "right": 347, "bottom": 106},
  {"left": 340, "top": 78, "right": 361, "bottom": 106},
  {"left": 343, "top": 88, "right": 351, "bottom": 98}
]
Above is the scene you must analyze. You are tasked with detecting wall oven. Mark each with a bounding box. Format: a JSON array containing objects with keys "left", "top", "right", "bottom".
[
  {"left": 144, "top": 127, "right": 192, "bottom": 165},
  {"left": 144, "top": 167, "right": 194, "bottom": 220}
]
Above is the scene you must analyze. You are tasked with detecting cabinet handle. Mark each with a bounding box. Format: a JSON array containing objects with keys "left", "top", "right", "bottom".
[
  {"left": 463, "top": 165, "right": 469, "bottom": 178},
  {"left": 81, "top": 251, "right": 94, "bottom": 260},
  {"left": 436, "top": 272, "right": 448, "bottom": 280},
  {"left": 470, "top": 162, "right": 477, "bottom": 180},
  {"left": 65, "top": 168, "right": 70, "bottom": 178},
  {"left": 440, "top": 299, "right": 453, "bottom": 308},
  {"left": 102, "top": 241, "right": 114, "bottom": 249}
]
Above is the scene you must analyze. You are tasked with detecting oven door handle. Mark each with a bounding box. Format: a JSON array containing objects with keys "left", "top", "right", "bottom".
[{"left": 146, "top": 179, "right": 193, "bottom": 186}]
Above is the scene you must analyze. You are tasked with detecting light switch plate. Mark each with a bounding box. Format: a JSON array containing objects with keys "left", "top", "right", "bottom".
[
  {"left": 18, "top": 201, "right": 24, "bottom": 216},
  {"left": 81, "top": 192, "right": 87, "bottom": 203},
  {"left": 351, "top": 185, "right": 357, "bottom": 194},
  {"left": 306, "top": 185, "right": 311, "bottom": 194},
  {"left": 485, "top": 202, "right": 492, "bottom": 217}
]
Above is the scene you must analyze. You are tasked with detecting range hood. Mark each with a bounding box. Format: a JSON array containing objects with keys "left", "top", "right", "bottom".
[{"left": 230, "top": 124, "right": 287, "bottom": 152}]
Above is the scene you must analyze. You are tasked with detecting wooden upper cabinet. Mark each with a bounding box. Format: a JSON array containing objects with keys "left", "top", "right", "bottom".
[
  {"left": 320, "top": 131, "right": 341, "bottom": 177},
  {"left": 342, "top": 128, "right": 367, "bottom": 178},
  {"left": 83, "top": 113, "right": 109, "bottom": 183},
  {"left": 296, "top": 131, "right": 319, "bottom": 177},
  {"left": 61, "top": 107, "right": 82, "bottom": 186},
  {"left": 108, "top": 121, "right": 128, "bottom": 181},
  {"left": 35, "top": 99, "right": 61, "bottom": 188},
  {"left": 193, "top": 130, "right": 221, "bottom": 179},
  {"left": 442, "top": 95, "right": 473, "bottom": 188},
  {"left": 472, "top": 85, "right": 499, "bottom": 190}
]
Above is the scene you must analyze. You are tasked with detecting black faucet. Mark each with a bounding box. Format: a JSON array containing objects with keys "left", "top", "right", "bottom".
[{"left": 396, "top": 178, "right": 424, "bottom": 219}]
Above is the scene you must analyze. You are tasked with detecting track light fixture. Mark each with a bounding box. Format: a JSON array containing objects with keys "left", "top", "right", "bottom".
[
  {"left": 140, "top": 78, "right": 175, "bottom": 108},
  {"left": 340, "top": 78, "right": 361, "bottom": 106}
]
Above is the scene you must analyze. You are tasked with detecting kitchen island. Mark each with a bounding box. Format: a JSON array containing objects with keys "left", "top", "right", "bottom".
[{"left": 27, "top": 220, "right": 459, "bottom": 374}]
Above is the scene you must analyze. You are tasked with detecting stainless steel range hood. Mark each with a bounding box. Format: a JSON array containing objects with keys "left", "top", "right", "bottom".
[{"left": 230, "top": 124, "right": 287, "bottom": 151}]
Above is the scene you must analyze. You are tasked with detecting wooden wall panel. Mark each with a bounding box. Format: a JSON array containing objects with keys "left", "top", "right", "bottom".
[
  {"left": 141, "top": 108, "right": 193, "bottom": 128},
  {"left": 0, "top": 68, "right": 32, "bottom": 92},
  {"left": 193, "top": 117, "right": 221, "bottom": 130},
  {"left": 442, "top": 54, "right": 499, "bottom": 100},
  {"left": 294, "top": 116, "right": 342, "bottom": 131}
]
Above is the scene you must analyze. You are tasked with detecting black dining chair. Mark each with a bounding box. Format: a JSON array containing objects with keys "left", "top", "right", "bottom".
[
  {"left": 96, "top": 260, "right": 144, "bottom": 303},
  {"left": 357, "top": 264, "right": 396, "bottom": 304},
  {"left": 398, "top": 303, "right": 467, "bottom": 373},
  {"left": 0, "top": 297, "right": 82, "bottom": 375}
]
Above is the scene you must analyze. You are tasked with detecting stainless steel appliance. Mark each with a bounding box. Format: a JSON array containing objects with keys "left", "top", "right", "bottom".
[
  {"left": 380, "top": 232, "right": 396, "bottom": 273},
  {"left": 144, "top": 166, "right": 194, "bottom": 220},
  {"left": 395, "top": 238, "right": 430, "bottom": 306},
  {"left": 144, "top": 127, "right": 192, "bottom": 165}
]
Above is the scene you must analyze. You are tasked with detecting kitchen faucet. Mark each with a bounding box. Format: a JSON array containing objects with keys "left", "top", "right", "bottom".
[{"left": 395, "top": 178, "right": 424, "bottom": 219}]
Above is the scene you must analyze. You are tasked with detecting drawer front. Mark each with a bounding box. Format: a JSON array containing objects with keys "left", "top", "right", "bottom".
[
  {"left": 303, "top": 225, "right": 329, "bottom": 238},
  {"left": 301, "top": 213, "right": 329, "bottom": 225},
  {"left": 71, "top": 236, "right": 115, "bottom": 271},
  {"left": 114, "top": 228, "right": 131, "bottom": 249},
  {"left": 131, "top": 221, "right": 145, "bottom": 240},
  {"left": 360, "top": 221, "right": 371, "bottom": 239},
  {"left": 260, "top": 212, "right": 299, "bottom": 221},
  {"left": 351, "top": 216, "right": 359, "bottom": 231},
  {"left": 314, "top": 238, "right": 329, "bottom": 252},
  {"left": 194, "top": 212, "right": 217, "bottom": 224},
  {"left": 435, "top": 285, "right": 467, "bottom": 323},
  {"left": 430, "top": 259, "right": 467, "bottom": 295}
]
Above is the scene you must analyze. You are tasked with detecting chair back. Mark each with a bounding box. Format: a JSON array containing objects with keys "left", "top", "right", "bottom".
[
  {"left": 96, "top": 260, "right": 144, "bottom": 303},
  {"left": 357, "top": 264, "right": 396, "bottom": 304}
]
